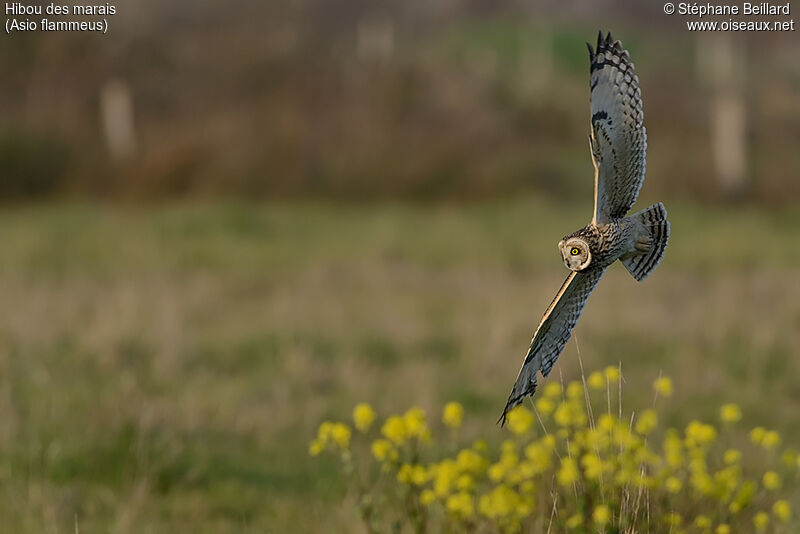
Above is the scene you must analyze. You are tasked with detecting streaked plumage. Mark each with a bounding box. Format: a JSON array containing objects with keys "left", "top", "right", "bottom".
[{"left": 499, "top": 32, "right": 670, "bottom": 424}]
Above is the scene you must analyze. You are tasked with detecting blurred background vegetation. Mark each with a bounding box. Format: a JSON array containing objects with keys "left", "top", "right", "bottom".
[
  {"left": 0, "top": 1, "right": 799, "bottom": 532},
  {"left": 2, "top": 0, "right": 799, "bottom": 203}
]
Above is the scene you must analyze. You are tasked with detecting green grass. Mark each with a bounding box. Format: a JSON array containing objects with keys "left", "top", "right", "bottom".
[{"left": 0, "top": 199, "right": 798, "bottom": 532}]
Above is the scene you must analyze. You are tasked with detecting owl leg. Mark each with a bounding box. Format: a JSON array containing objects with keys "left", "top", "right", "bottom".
[{"left": 634, "top": 235, "right": 651, "bottom": 252}]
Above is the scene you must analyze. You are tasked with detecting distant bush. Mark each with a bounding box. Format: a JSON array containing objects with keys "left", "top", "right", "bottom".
[
  {"left": 0, "top": 128, "right": 69, "bottom": 199},
  {"left": 311, "top": 369, "right": 796, "bottom": 533}
]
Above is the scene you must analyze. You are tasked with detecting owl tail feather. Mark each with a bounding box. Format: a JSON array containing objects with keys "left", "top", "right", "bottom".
[{"left": 621, "top": 202, "right": 670, "bottom": 282}]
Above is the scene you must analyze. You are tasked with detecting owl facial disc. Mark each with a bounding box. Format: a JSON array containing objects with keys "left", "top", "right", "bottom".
[{"left": 559, "top": 238, "right": 591, "bottom": 271}]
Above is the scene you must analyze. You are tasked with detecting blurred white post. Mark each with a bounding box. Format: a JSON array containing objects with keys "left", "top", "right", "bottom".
[
  {"left": 357, "top": 16, "right": 394, "bottom": 62},
  {"left": 697, "top": 34, "right": 747, "bottom": 199},
  {"left": 101, "top": 79, "right": 136, "bottom": 161}
]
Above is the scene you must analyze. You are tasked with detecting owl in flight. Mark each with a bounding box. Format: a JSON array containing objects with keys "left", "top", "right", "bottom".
[{"left": 499, "top": 32, "right": 670, "bottom": 424}]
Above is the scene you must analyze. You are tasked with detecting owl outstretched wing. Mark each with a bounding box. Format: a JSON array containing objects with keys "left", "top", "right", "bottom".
[
  {"left": 500, "top": 268, "right": 605, "bottom": 425},
  {"left": 588, "top": 32, "right": 647, "bottom": 225}
]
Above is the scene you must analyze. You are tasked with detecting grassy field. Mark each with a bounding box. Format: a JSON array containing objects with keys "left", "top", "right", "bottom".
[{"left": 0, "top": 199, "right": 798, "bottom": 532}]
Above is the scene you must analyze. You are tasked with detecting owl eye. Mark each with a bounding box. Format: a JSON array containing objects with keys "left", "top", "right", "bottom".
[{"left": 570, "top": 247, "right": 580, "bottom": 256}]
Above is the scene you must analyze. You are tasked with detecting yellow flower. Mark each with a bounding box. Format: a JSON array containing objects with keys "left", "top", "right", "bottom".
[
  {"left": 432, "top": 459, "right": 458, "bottom": 497},
  {"left": 690, "top": 471, "right": 715, "bottom": 496},
  {"left": 685, "top": 420, "right": 716, "bottom": 448},
  {"left": 520, "top": 480, "right": 535, "bottom": 496},
  {"left": 535, "top": 397, "right": 555, "bottom": 416},
  {"left": 723, "top": 449, "right": 741, "bottom": 465},
  {"left": 311, "top": 421, "right": 350, "bottom": 454},
  {"left": 762, "top": 471, "right": 781, "bottom": 490},
  {"left": 664, "top": 429, "right": 684, "bottom": 468},
  {"left": 773, "top": 500, "right": 791, "bottom": 523},
  {"left": 665, "top": 512, "right": 682, "bottom": 526},
  {"left": 653, "top": 376, "right": 673, "bottom": 397},
  {"left": 442, "top": 402, "right": 464, "bottom": 429},
  {"left": 753, "top": 511, "right": 769, "bottom": 531},
  {"left": 402, "top": 407, "right": 428, "bottom": 440},
  {"left": 540, "top": 434, "right": 556, "bottom": 449},
  {"left": 488, "top": 462, "right": 506, "bottom": 483},
  {"left": 371, "top": 439, "right": 394, "bottom": 462},
  {"left": 593, "top": 504, "right": 611, "bottom": 526},
  {"left": 420, "top": 489, "right": 436, "bottom": 506},
  {"left": 478, "top": 485, "right": 522, "bottom": 521},
  {"left": 543, "top": 382, "right": 562, "bottom": 399},
  {"left": 612, "top": 421, "right": 640, "bottom": 449},
  {"left": 456, "top": 449, "right": 486, "bottom": 475},
  {"left": 506, "top": 406, "right": 534, "bottom": 435},
  {"left": 780, "top": 449, "right": 797, "bottom": 468},
  {"left": 554, "top": 403, "right": 572, "bottom": 427},
  {"left": 352, "top": 403, "right": 376, "bottom": 433},
  {"left": 761, "top": 430, "right": 781, "bottom": 449},
  {"left": 714, "top": 466, "right": 740, "bottom": 500},
  {"left": 604, "top": 366, "right": 620, "bottom": 381},
  {"left": 446, "top": 491, "right": 474, "bottom": 519},
  {"left": 566, "top": 514, "right": 583, "bottom": 528},
  {"left": 515, "top": 500, "right": 533, "bottom": 518},
  {"left": 750, "top": 426, "right": 766, "bottom": 445},
  {"left": 566, "top": 381, "right": 583, "bottom": 400},
  {"left": 729, "top": 481, "right": 755, "bottom": 513},
  {"left": 635, "top": 409, "right": 658, "bottom": 435},
  {"left": 581, "top": 453, "right": 606, "bottom": 481},
  {"left": 381, "top": 416, "right": 407, "bottom": 445},
  {"left": 456, "top": 474, "right": 474, "bottom": 491},
  {"left": 665, "top": 476, "right": 682, "bottom": 493},
  {"left": 584, "top": 428, "right": 611, "bottom": 451},
  {"left": 316, "top": 421, "right": 334, "bottom": 443},
  {"left": 309, "top": 439, "right": 324, "bottom": 456},
  {"left": 597, "top": 413, "right": 616, "bottom": 432},
  {"left": 694, "top": 515, "right": 711, "bottom": 529},
  {"left": 614, "top": 468, "right": 635, "bottom": 487},
  {"left": 588, "top": 371, "right": 604, "bottom": 389},
  {"left": 330, "top": 423, "right": 351, "bottom": 450},
  {"left": 557, "top": 457, "right": 579, "bottom": 487},
  {"left": 397, "top": 464, "right": 414, "bottom": 484},
  {"left": 719, "top": 403, "right": 741, "bottom": 424},
  {"left": 552, "top": 400, "right": 586, "bottom": 428},
  {"left": 716, "top": 525, "right": 730, "bottom": 534},
  {"left": 499, "top": 442, "right": 519, "bottom": 475},
  {"left": 411, "top": 464, "right": 428, "bottom": 485},
  {"left": 524, "top": 442, "right": 552, "bottom": 474}
]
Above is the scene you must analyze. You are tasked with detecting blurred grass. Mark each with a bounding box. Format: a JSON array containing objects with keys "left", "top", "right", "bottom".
[{"left": 0, "top": 199, "right": 798, "bottom": 532}]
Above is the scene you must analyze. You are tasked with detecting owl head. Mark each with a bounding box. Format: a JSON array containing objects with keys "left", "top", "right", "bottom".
[{"left": 559, "top": 237, "right": 591, "bottom": 271}]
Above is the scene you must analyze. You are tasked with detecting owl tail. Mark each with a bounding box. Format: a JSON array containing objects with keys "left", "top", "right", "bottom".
[{"left": 621, "top": 202, "right": 670, "bottom": 282}]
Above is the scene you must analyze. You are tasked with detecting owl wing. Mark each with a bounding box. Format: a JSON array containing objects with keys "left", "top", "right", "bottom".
[
  {"left": 588, "top": 32, "right": 647, "bottom": 224},
  {"left": 500, "top": 267, "right": 605, "bottom": 425}
]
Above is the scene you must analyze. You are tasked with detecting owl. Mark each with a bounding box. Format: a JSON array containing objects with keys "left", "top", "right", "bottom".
[{"left": 499, "top": 32, "right": 670, "bottom": 424}]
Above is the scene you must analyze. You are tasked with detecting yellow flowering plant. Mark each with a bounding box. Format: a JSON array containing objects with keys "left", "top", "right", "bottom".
[{"left": 310, "top": 373, "right": 798, "bottom": 533}]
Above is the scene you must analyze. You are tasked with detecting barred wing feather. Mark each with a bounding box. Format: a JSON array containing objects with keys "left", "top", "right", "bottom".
[
  {"left": 588, "top": 32, "right": 647, "bottom": 224},
  {"left": 500, "top": 268, "right": 605, "bottom": 425}
]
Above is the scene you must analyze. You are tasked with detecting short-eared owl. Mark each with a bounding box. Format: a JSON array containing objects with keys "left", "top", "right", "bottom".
[{"left": 500, "top": 32, "right": 670, "bottom": 424}]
